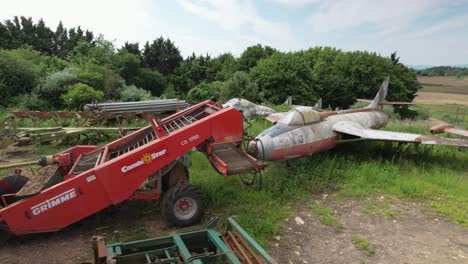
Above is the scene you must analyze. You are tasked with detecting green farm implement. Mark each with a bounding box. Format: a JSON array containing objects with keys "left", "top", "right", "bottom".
[{"left": 92, "top": 217, "right": 275, "bottom": 264}]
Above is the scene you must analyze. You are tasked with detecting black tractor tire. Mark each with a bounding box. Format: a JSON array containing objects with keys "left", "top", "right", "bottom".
[
  {"left": 161, "top": 184, "right": 204, "bottom": 227},
  {"left": 0, "top": 224, "right": 12, "bottom": 245}
]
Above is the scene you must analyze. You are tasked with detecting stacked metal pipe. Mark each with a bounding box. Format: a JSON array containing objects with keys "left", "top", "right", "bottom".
[{"left": 84, "top": 99, "right": 189, "bottom": 113}]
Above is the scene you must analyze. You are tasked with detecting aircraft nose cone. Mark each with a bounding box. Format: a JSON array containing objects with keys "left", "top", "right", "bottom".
[{"left": 248, "top": 137, "right": 272, "bottom": 161}]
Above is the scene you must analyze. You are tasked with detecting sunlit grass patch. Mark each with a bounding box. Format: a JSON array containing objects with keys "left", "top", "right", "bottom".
[
  {"left": 308, "top": 203, "right": 344, "bottom": 231},
  {"left": 351, "top": 235, "right": 375, "bottom": 255}
]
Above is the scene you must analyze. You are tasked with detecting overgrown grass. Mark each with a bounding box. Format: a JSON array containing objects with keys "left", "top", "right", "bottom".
[
  {"left": 308, "top": 203, "right": 344, "bottom": 231},
  {"left": 362, "top": 201, "right": 397, "bottom": 219},
  {"left": 190, "top": 112, "right": 467, "bottom": 248},
  {"left": 351, "top": 235, "right": 375, "bottom": 255}
]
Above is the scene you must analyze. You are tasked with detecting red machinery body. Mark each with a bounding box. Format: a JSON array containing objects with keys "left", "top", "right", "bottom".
[{"left": 0, "top": 100, "right": 261, "bottom": 236}]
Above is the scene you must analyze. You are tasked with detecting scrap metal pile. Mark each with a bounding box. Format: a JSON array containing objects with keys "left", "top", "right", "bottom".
[
  {"left": 0, "top": 99, "right": 188, "bottom": 148},
  {"left": 84, "top": 98, "right": 189, "bottom": 114},
  {"left": 92, "top": 217, "right": 275, "bottom": 264}
]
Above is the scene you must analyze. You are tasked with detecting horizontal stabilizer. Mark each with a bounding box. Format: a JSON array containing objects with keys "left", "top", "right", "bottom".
[
  {"left": 357, "top": 99, "right": 414, "bottom": 105},
  {"left": 429, "top": 118, "right": 468, "bottom": 137}
]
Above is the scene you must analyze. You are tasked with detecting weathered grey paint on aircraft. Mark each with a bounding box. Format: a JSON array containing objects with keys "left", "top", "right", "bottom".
[
  {"left": 223, "top": 98, "right": 276, "bottom": 118},
  {"left": 249, "top": 77, "right": 468, "bottom": 161}
]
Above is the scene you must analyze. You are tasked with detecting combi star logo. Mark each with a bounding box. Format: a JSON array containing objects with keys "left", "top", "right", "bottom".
[
  {"left": 142, "top": 153, "right": 153, "bottom": 164},
  {"left": 121, "top": 149, "right": 167, "bottom": 173}
]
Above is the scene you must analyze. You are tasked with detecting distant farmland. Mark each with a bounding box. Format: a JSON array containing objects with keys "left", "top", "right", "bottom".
[{"left": 415, "top": 76, "right": 468, "bottom": 105}]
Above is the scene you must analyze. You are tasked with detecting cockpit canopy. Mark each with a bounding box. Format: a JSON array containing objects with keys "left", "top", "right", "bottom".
[{"left": 279, "top": 106, "right": 321, "bottom": 126}]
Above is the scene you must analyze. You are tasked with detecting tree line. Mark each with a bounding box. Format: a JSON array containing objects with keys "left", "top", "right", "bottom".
[
  {"left": 417, "top": 66, "right": 468, "bottom": 77},
  {"left": 0, "top": 16, "right": 420, "bottom": 116}
]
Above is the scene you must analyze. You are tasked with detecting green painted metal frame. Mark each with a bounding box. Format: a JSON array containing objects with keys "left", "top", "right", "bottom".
[{"left": 100, "top": 217, "right": 275, "bottom": 264}]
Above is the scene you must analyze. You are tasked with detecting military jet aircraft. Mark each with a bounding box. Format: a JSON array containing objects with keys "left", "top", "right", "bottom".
[
  {"left": 248, "top": 77, "right": 468, "bottom": 161},
  {"left": 223, "top": 98, "right": 276, "bottom": 118}
]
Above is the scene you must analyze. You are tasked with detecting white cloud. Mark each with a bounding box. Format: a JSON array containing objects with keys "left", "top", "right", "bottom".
[
  {"left": 1, "top": 0, "right": 467, "bottom": 64},
  {"left": 415, "top": 15, "right": 468, "bottom": 37},
  {"left": 272, "top": 0, "right": 319, "bottom": 8},
  {"left": 176, "top": 0, "right": 298, "bottom": 50},
  {"left": 307, "top": 0, "right": 439, "bottom": 34}
]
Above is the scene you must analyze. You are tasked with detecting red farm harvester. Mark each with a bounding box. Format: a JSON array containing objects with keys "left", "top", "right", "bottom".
[{"left": 0, "top": 100, "right": 264, "bottom": 243}]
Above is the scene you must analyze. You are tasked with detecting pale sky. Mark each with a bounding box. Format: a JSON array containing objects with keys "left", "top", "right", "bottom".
[{"left": 2, "top": 0, "right": 468, "bottom": 65}]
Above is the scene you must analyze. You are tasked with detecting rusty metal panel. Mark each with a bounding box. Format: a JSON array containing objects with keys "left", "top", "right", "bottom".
[{"left": 445, "top": 127, "right": 468, "bottom": 138}]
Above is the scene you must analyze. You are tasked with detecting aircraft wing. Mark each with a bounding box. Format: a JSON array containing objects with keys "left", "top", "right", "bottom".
[
  {"left": 332, "top": 121, "right": 468, "bottom": 147},
  {"left": 444, "top": 127, "right": 468, "bottom": 137},
  {"left": 266, "top": 112, "right": 287, "bottom": 123}
]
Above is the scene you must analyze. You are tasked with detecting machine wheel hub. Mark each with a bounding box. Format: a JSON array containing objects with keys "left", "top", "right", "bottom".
[{"left": 174, "top": 197, "right": 197, "bottom": 220}]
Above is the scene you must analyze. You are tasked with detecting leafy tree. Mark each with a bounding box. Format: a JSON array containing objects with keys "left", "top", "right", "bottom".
[
  {"left": 169, "top": 53, "right": 212, "bottom": 94},
  {"left": 118, "top": 84, "right": 153, "bottom": 102},
  {"left": 122, "top": 42, "right": 142, "bottom": 58},
  {"left": 186, "top": 81, "right": 223, "bottom": 104},
  {"left": 71, "top": 38, "right": 115, "bottom": 66},
  {"left": 238, "top": 44, "right": 276, "bottom": 72},
  {"left": 54, "top": 22, "right": 69, "bottom": 58},
  {"left": 209, "top": 52, "right": 238, "bottom": 81},
  {"left": 114, "top": 49, "right": 141, "bottom": 82},
  {"left": 73, "top": 63, "right": 123, "bottom": 98},
  {"left": 250, "top": 52, "right": 316, "bottom": 105},
  {"left": 419, "top": 66, "right": 468, "bottom": 76},
  {"left": 61, "top": 83, "right": 104, "bottom": 110},
  {"left": 220, "top": 71, "right": 259, "bottom": 102},
  {"left": 132, "top": 68, "right": 166, "bottom": 96},
  {"left": 143, "top": 37, "right": 182, "bottom": 75},
  {"left": 2, "top": 47, "right": 67, "bottom": 77},
  {"left": 34, "top": 67, "right": 78, "bottom": 108},
  {"left": 0, "top": 50, "right": 40, "bottom": 106},
  {"left": 0, "top": 17, "right": 94, "bottom": 58},
  {"left": 161, "top": 84, "right": 178, "bottom": 99},
  {"left": 390, "top": 51, "right": 401, "bottom": 65},
  {"left": 34, "top": 19, "right": 55, "bottom": 55}
]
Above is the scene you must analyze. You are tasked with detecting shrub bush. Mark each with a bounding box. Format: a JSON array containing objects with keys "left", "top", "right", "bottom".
[
  {"left": 34, "top": 67, "right": 78, "bottom": 109},
  {"left": 118, "top": 84, "right": 153, "bottom": 102},
  {"left": 186, "top": 81, "right": 223, "bottom": 104},
  {"left": 220, "top": 71, "right": 259, "bottom": 103},
  {"left": 61, "top": 83, "right": 104, "bottom": 110}
]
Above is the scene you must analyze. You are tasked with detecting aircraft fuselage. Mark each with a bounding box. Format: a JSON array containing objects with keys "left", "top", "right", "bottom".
[{"left": 249, "top": 110, "right": 389, "bottom": 161}]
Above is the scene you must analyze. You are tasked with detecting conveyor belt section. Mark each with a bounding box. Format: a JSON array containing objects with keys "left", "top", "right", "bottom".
[{"left": 210, "top": 143, "right": 261, "bottom": 176}]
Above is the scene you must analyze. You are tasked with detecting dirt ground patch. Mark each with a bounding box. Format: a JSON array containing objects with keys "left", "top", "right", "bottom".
[
  {"left": 0, "top": 201, "right": 201, "bottom": 264},
  {"left": 270, "top": 197, "right": 468, "bottom": 264},
  {"left": 419, "top": 86, "right": 468, "bottom": 95},
  {"left": 414, "top": 92, "right": 468, "bottom": 105},
  {"left": 0, "top": 145, "right": 37, "bottom": 166},
  {"left": 417, "top": 76, "right": 468, "bottom": 87},
  {"left": 415, "top": 76, "right": 468, "bottom": 105}
]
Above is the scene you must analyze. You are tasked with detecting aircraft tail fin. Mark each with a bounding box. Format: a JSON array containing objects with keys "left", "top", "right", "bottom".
[
  {"left": 282, "top": 96, "right": 293, "bottom": 106},
  {"left": 358, "top": 77, "right": 414, "bottom": 107},
  {"left": 365, "top": 77, "right": 389, "bottom": 109},
  {"left": 313, "top": 98, "right": 322, "bottom": 110}
]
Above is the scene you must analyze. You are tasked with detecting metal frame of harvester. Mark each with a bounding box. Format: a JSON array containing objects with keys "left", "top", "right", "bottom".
[{"left": 0, "top": 100, "right": 264, "bottom": 242}]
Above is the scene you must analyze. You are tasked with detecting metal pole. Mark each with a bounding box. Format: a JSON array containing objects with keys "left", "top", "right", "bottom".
[{"left": 0, "top": 160, "right": 39, "bottom": 170}]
